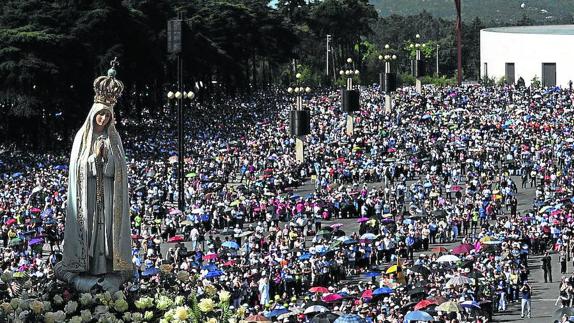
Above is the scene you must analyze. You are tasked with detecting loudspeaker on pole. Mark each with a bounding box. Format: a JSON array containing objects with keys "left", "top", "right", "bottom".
[
  {"left": 341, "top": 89, "right": 360, "bottom": 113},
  {"left": 289, "top": 110, "right": 311, "bottom": 137}
]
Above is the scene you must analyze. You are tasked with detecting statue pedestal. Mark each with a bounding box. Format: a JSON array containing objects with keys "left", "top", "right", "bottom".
[
  {"left": 54, "top": 263, "right": 131, "bottom": 293},
  {"left": 385, "top": 94, "right": 392, "bottom": 114},
  {"left": 346, "top": 115, "right": 354, "bottom": 136},
  {"left": 295, "top": 137, "right": 305, "bottom": 162},
  {"left": 416, "top": 79, "right": 422, "bottom": 93}
]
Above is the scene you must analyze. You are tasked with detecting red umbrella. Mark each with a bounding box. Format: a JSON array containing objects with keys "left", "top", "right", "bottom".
[
  {"left": 322, "top": 293, "right": 343, "bottom": 302},
  {"left": 451, "top": 185, "right": 462, "bottom": 192},
  {"left": 168, "top": 235, "right": 184, "bottom": 243},
  {"left": 203, "top": 253, "right": 218, "bottom": 260},
  {"left": 431, "top": 246, "right": 448, "bottom": 253},
  {"left": 361, "top": 289, "right": 373, "bottom": 299},
  {"left": 452, "top": 244, "right": 474, "bottom": 255},
  {"left": 245, "top": 314, "right": 271, "bottom": 322},
  {"left": 414, "top": 299, "right": 437, "bottom": 310},
  {"left": 130, "top": 234, "right": 142, "bottom": 240},
  {"left": 309, "top": 286, "right": 330, "bottom": 294},
  {"left": 222, "top": 260, "right": 236, "bottom": 266},
  {"left": 5, "top": 218, "right": 16, "bottom": 226},
  {"left": 30, "top": 208, "right": 42, "bottom": 213}
]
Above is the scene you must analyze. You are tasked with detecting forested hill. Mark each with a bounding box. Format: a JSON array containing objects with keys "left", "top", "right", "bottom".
[{"left": 370, "top": 0, "right": 574, "bottom": 23}]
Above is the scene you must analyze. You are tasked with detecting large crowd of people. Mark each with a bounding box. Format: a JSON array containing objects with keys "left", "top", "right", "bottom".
[{"left": 1, "top": 83, "right": 573, "bottom": 322}]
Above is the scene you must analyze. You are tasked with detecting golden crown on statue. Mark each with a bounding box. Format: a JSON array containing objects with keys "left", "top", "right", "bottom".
[{"left": 93, "top": 57, "right": 124, "bottom": 107}]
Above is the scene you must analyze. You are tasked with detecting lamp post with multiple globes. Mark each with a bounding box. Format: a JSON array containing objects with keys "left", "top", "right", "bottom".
[{"left": 287, "top": 72, "right": 312, "bottom": 162}]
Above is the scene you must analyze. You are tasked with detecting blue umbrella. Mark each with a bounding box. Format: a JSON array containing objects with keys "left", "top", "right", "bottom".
[
  {"left": 53, "top": 165, "right": 68, "bottom": 170},
  {"left": 205, "top": 270, "right": 224, "bottom": 279},
  {"left": 222, "top": 241, "right": 239, "bottom": 249},
  {"left": 363, "top": 271, "right": 381, "bottom": 278},
  {"left": 404, "top": 310, "right": 433, "bottom": 322},
  {"left": 373, "top": 287, "right": 393, "bottom": 295},
  {"left": 266, "top": 308, "right": 289, "bottom": 318},
  {"left": 305, "top": 193, "right": 314, "bottom": 199},
  {"left": 290, "top": 194, "right": 301, "bottom": 201},
  {"left": 343, "top": 239, "right": 358, "bottom": 245},
  {"left": 334, "top": 314, "right": 366, "bottom": 323},
  {"left": 299, "top": 253, "right": 311, "bottom": 260},
  {"left": 141, "top": 267, "right": 159, "bottom": 277},
  {"left": 202, "top": 264, "right": 219, "bottom": 271},
  {"left": 423, "top": 182, "right": 432, "bottom": 188},
  {"left": 12, "top": 173, "right": 22, "bottom": 178}
]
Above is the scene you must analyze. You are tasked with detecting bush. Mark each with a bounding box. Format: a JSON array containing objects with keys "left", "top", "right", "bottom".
[
  {"left": 399, "top": 73, "right": 416, "bottom": 86},
  {"left": 421, "top": 75, "right": 457, "bottom": 87}
]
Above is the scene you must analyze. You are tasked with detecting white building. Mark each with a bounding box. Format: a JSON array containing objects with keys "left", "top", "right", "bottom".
[{"left": 480, "top": 25, "right": 574, "bottom": 87}]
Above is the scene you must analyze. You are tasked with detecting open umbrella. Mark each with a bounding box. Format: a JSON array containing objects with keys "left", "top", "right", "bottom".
[
  {"left": 405, "top": 311, "right": 433, "bottom": 321},
  {"left": 360, "top": 233, "right": 377, "bottom": 240},
  {"left": 167, "top": 235, "right": 184, "bottom": 243},
  {"left": 304, "top": 305, "right": 329, "bottom": 314},
  {"left": 409, "top": 265, "right": 431, "bottom": 276},
  {"left": 414, "top": 299, "right": 437, "bottom": 310},
  {"left": 431, "top": 246, "right": 448, "bottom": 253},
  {"left": 8, "top": 238, "right": 22, "bottom": 246},
  {"left": 311, "top": 312, "right": 339, "bottom": 323},
  {"left": 28, "top": 238, "right": 44, "bottom": 246},
  {"left": 222, "top": 241, "right": 239, "bottom": 249},
  {"left": 447, "top": 276, "right": 472, "bottom": 286},
  {"left": 356, "top": 217, "right": 369, "bottom": 223},
  {"left": 386, "top": 265, "right": 398, "bottom": 274},
  {"left": 141, "top": 267, "right": 159, "bottom": 277},
  {"left": 460, "top": 300, "right": 480, "bottom": 309},
  {"left": 361, "top": 289, "right": 373, "bottom": 299},
  {"left": 436, "top": 255, "right": 460, "bottom": 263},
  {"left": 407, "top": 287, "right": 426, "bottom": 296},
  {"left": 323, "top": 293, "right": 344, "bottom": 302},
  {"left": 309, "top": 286, "right": 330, "bottom": 294},
  {"left": 203, "top": 253, "right": 218, "bottom": 260},
  {"left": 553, "top": 307, "right": 574, "bottom": 320},
  {"left": 245, "top": 314, "right": 272, "bottom": 322},
  {"left": 363, "top": 271, "right": 381, "bottom": 278},
  {"left": 452, "top": 244, "right": 474, "bottom": 255},
  {"left": 267, "top": 308, "right": 289, "bottom": 318},
  {"left": 373, "top": 286, "right": 393, "bottom": 296},
  {"left": 180, "top": 220, "right": 194, "bottom": 226},
  {"left": 334, "top": 314, "right": 366, "bottom": 323},
  {"left": 236, "top": 231, "right": 253, "bottom": 238},
  {"left": 436, "top": 301, "right": 462, "bottom": 313},
  {"left": 330, "top": 223, "right": 343, "bottom": 229},
  {"left": 204, "top": 270, "right": 224, "bottom": 279}
]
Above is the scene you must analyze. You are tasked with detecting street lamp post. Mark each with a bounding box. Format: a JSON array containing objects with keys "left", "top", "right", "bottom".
[
  {"left": 287, "top": 72, "right": 312, "bottom": 162},
  {"left": 339, "top": 58, "right": 360, "bottom": 136},
  {"left": 411, "top": 33, "right": 425, "bottom": 93},
  {"left": 167, "top": 88, "right": 196, "bottom": 212},
  {"left": 378, "top": 44, "right": 397, "bottom": 114}
]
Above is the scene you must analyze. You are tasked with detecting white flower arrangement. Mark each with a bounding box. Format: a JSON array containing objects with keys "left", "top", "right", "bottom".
[{"left": 64, "top": 300, "right": 78, "bottom": 315}]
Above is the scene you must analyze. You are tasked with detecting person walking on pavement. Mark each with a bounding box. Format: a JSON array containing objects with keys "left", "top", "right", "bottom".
[
  {"left": 521, "top": 281, "right": 532, "bottom": 318},
  {"left": 560, "top": 250, "right": 567, "bottom": 274},
  {"left": 543, "top": 251, "right": 553, "bottom": 283}
]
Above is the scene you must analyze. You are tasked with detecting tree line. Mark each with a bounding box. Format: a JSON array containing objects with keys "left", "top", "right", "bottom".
[{"left": 0, "top": 0, "right": 551, "bottom": 149}]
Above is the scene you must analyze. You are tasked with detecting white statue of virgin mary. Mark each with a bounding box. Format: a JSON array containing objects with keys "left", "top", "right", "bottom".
[{"left": 56, "top": 59, "right": 132, "bottom": 292}]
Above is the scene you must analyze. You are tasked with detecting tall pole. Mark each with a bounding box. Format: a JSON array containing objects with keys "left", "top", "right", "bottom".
[
  {"left": 176, "top": 11, "right": 185, "bottom": 212},
  {"left": 455, "top": 0, "right": 462, "bottom": 85},
  {"left": 436, "top": 44, "right": 440, "bottom": 76},
  {"left": 177, "top": 54, "right": 185, "bottom": 212},
  {"left": 326, "top": 35, "right": 331, "bottom": 77}
]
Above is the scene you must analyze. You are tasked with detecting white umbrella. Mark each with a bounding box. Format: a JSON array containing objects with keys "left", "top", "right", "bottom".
[
  {"left": 436, "top": 255, "right": 460, "bottom": 263},
  {"left": 192, "top": 208, "right": 204, "bottom": 214},
  {"left": 304, "top": 305, "right": 328, "bottom": 314},
  {"left": 446, "top": 276, "right": 472, "bottom": 286}
]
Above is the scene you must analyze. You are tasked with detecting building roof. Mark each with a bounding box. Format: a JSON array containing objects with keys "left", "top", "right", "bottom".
[{"left": 483, "top": 25, "right": 574, "bottom": 35}]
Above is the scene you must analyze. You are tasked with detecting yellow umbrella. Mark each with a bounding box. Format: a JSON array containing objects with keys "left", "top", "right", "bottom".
[
  {"left": 480, "top": 236, "right": 492, "bottom": 243},
  {"left": 230, "top": 200, "right": 241, "bottom": 207},
  {"left": 436, "top": 301, "right": 462, "bottom": 313},
  {"left": 367, "top": 219, "right": 377, "bottom": 226},
  {"left": 386, "top": 265, "right": 398, "bottom": 274}
]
